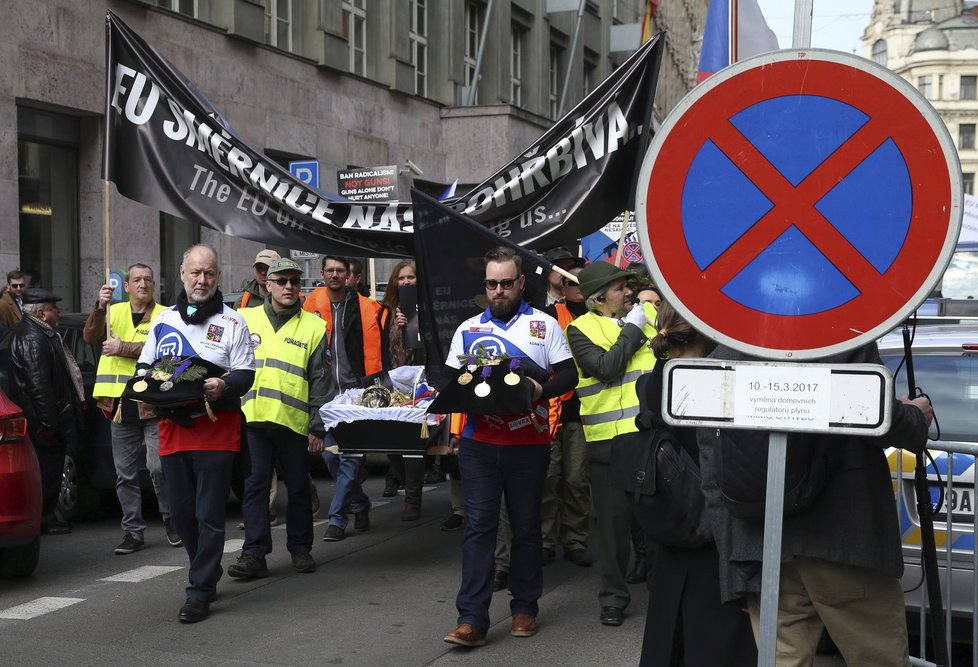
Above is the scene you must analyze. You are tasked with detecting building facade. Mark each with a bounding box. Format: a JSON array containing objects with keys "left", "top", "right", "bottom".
[
  {"left": 4, "top": 0, "right": 707, "bottom": 308},
  {"left": 863, "top": 0, "right": 978, "bottom": 198}
]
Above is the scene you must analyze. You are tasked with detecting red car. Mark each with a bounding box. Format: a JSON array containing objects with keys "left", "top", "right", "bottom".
[{"left": 0, "top": 388, "right": 42, "bottom": 577}]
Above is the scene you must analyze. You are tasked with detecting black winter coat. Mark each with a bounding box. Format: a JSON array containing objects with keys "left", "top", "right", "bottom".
[
  {"left": 697, "top": 343, "right": 929, "bottom": 603},
  {"left": 8, "top": 315, "right": 83, "bottom": 450}
]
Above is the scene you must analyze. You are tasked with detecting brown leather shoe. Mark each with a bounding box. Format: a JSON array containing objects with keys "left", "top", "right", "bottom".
[
  {"left": 401, "top": 504, "right": 421, "bottom": 521},
  {"left": 511, "top": 614, "right": 537, "bottom": 637},
  {"left": 443, "top": 624, "right": 486, "bottom": 647}
]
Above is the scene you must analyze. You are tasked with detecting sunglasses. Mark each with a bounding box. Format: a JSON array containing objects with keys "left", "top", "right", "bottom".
[
  {"left": 269, "top": 277, "right": 302, "bottom": 286},
  {"left": 560, "top": 277, "right": 581, "bottom": 287},
  {"left": 9, "top": 283, "right": 24, "bottom": 289},
  {"left": 484, "top": 278, "right": 518, "bottom": 290}
]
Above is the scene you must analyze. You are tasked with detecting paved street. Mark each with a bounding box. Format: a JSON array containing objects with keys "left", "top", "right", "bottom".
[{"left": 0, "top": 472, "right": 650, "bottom": 666}]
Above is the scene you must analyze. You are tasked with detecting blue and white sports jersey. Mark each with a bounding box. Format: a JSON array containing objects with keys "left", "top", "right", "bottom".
[
  {"left": 138, "top": 305, "right": 255, "bottom": 373},
  {"left": 447, "top": 300, "right": 572, "bottom": 445}
]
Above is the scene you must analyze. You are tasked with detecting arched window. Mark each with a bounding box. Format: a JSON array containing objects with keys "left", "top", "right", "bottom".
[{"left": 872, "top": 39, "right": 888, "bottom": 66}]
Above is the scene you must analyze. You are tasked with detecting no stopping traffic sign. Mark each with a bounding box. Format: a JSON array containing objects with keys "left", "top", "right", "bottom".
[{"left": 636, "top": 49, "right": 962, "bottom": 360}]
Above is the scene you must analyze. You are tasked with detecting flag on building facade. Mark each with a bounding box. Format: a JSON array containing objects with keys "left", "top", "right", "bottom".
[
  {"left": 696, "top": 0, "right": 779, "bottom": 83},
  {"left": 641, "top": 1, "right": 658, "bottom": 43}
]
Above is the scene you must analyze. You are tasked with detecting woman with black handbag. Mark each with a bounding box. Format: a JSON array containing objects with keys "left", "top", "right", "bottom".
[{"left": 638, "top": 301, "right": 756, "bottom": 667}]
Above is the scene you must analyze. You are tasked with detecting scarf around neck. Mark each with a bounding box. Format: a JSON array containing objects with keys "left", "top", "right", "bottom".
[{"left": 176, "top": 288, "right": 224, "bottom": 324}]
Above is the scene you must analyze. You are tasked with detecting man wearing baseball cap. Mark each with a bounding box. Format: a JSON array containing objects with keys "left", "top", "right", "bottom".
[
  {"left": 230, "top": 258, "right": 335, "bottom": 578},
  {"left": 235, "top": 249, "right": 281, "bottom": 309},
  {"left": 564, "top": 261, "right": 658, "bottom": 628}
]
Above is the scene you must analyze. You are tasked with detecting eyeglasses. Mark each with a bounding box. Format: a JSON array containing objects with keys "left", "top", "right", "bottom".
[
  {"left": 560, "top": 277, "right": 581, "bottom": 287},
  {"left": 484, "top": 278, "right": 518, "bottom": 290},
  {"left": 322, "top": 268, "right": 345, "bottom": 274},
  {"left": 8, "top": 283, "right": 24, "bottom": 289},
  {"left": 269, "top": 277, "right": 302, "bottom": 286}
]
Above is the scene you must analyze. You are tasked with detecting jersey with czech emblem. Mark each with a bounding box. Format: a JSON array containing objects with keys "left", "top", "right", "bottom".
[
  {"left": 446, "top": 300, "right": 572, "bottom": 445},
  {"left": 138, "top": 305, "right": 255, "bottom": 374}
]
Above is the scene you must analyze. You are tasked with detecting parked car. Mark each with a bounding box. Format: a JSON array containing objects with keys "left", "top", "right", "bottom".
[
  {"left": 878, "top": 323, "right": 978, "bottom": 642},
  {"left": 0, "top": 388, "right": 42, "bottom": 577},
  {"left": 917, "top": 242, "right": 978, "bottom": 317}
]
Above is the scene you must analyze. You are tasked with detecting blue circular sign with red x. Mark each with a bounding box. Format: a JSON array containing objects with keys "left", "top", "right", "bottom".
[{"left": 636, "top": 49, "right": 962, "bottom": 360}]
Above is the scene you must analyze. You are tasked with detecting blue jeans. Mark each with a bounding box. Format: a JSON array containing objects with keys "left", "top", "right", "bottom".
[
  {"left": 161, "top": 450, "right": 235, "bottom": 602},
  {"left": 242, "top": 427, "right": 313, "bottom": 558},
  {"left": 322, "top": 451, "right": 368, "bottom": 529},
  {"left": 456, "top": 438, "right": 551, "bottom": 632}
]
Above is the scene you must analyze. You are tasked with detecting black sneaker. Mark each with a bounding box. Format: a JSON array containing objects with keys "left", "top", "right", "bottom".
[
  {"left": 292, "top": 551, "right": 316, "bottom": 573},
  {"left": 227, "top": 554, "right": 269, "bottom": 579},
  {"left": 163, "top": 518, "right": 182, "bottom": 547},
  {"left": 323, "top": 524, "right": 345, "bottom": 541},
  {"left": 353, "top": 502, "right": 371, "bottom": 531},
  {"left": 440, "top": 514, "right": 464, "bottom": 531},
  {"left": 114, "top": 532, "right": 145, "bottom": 555}
]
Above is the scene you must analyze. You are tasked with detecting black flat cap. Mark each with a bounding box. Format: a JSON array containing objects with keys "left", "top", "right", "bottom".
[{"left": 22, "top": 288, "right": 63, "bottom": 305}]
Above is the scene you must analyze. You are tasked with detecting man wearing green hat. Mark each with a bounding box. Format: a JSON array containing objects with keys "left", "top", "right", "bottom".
[
  {"left": 565, "top": 261, "right": 658, "bottom": 628},
  {"left": 229, "top": 258, "right": 335, "bottom": 579}
]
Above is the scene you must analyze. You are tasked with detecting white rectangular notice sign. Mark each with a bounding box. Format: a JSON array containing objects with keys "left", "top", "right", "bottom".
[
  {"left": 733, "top": 365, "right": 831, "bottom": 430},
  {"left": 662, "top": 359, "right": 893, "bottom": 436}
]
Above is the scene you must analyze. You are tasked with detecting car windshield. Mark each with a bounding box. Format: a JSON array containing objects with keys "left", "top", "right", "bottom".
[
  {"left": 881, "top": 352, "right": 978, "bottom": 443},
  {"left": 939, "top": 249, "right": 978, "bottom": 299}
]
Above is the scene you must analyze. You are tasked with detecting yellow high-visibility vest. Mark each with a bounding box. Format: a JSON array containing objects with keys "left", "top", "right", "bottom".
[
  {"left": 567, "top": 302, "right": 657, "bottom": 443},
  {"left": 93, "top": 302, "right": 167, "bottom": 400},
  {"left": 240, "top": 307, "right": 326, "bottom": 436}
]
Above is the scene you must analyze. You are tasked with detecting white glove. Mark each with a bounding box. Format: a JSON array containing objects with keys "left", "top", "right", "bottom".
[{"left": 623, "top": 303, "right": 647, "bottom": 329}]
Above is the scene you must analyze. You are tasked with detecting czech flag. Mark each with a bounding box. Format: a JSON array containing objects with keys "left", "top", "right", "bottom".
[{"left": 696, "top": 0, "right": 779, "bottom": 83}]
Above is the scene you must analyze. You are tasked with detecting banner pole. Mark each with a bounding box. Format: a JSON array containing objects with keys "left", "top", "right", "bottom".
[
  {"left": 103, "top": 180, "right": 112, "bottom": 341},
  {"left": 614, "top": 210, "right": 632, "bottom": 267},
  {"left": 550, "top": 265, "right": 578, "bottom": 283}
]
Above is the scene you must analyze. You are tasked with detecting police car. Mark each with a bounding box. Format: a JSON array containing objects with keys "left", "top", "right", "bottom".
[{"left": 878, "top": 323, "right": 978, "bottom": 640}]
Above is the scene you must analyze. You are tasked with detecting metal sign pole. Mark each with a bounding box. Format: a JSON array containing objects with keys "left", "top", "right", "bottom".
[
  {"left": 758, "top": 432, "right": 787, "bottom": 666},
  {"left": 756, "top": 2, "right": 811, "bottom": 655}
]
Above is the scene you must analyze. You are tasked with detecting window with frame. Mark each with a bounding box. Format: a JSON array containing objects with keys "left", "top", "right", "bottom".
[
  {"left": 872, "top": 39, "right": 887, "bottom": 66},
  {"left": 549, "top": 46, "right": 563, "bottom": 119},
  {"left": 510, "top": 25, "right": 524, "bottom": 107},
  {"left": 262, "top": 0, "right": 292, "bottom": 51},
  {"left": 343, "top": 0, "right": 367, "bottom": 76},
  {"left": 464, "top": 1, "right": 483, "bottom": 104},
  {"left": 410, "top": 0, "right": 428, "bottom": 96},
  {"left": 963, "top": 172, "right": 974, "bottom": 196},
  {"left": 163, "top": 0, "right": 197, "bottom": 17},
  {"left": 961, "top": 75, "right": 977, "bottom": 101},
  {"left": 917, "top": 75, "right": 932, "bottom": 99},
  {"left": 961, "top": 124, "right": 975, "bottom": 150}
]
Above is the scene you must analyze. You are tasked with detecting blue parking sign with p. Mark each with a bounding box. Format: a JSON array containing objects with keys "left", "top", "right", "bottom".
[{"left": 290, "top": 160, "right": 320, "bottom": 189}]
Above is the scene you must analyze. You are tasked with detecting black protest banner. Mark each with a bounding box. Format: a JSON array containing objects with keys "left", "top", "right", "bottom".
[
  {"left": 103, "top": 11, "right": 413, "bottom": 258},
  {"left": 455, "top": 34, "right": 664, "bottom": 249},
  {"left": 412, "top": 189, "right": 551, "bottom": 382},
  {"left": 104, "top": 10, "right": 662, "bottom": 255}
]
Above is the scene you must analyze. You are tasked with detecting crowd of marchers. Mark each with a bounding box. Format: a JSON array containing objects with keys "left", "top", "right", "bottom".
[{"left": 3, "top": 242, "right": 933, "bottom": 666}]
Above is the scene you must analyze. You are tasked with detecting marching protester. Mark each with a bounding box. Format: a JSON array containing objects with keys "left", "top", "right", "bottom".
[
  {"left": 698, "top": 344, "right": 933, "bottom": 665},
  {"left": 564, "top": 262, "right": 657, "bottom": 627},
  {"left": 8, "top": 288, "right": 83, "bottom": 536},
  {"left": 139, "top": 244, "right": 255, "bottom": 623},
  {"left": 84, "top": 264, "right": 178, "bottom": 554},
  {"left": 543, "top": 247, "right": 579, "bottom": 306},
  {"left": 637, "top": 300, "right": 756, "bottom": 666},
  {"left": 380, "top": 259, "right": 426, "bottom": 521},
  {"left": 303, "top": 256, "right": 389, "bottom": 541},
  {"left": 442, "top": 247, "right": 577, "bottom": 647},
  {"left": 494, "top": 256, "right": 591, "bottom": 591},
  {"left": 234, "top": 249, "right": 280, "bottom": 309},
  {"left": 230, "top": 258, "right": 333, "bottom": 579},
  {"left": 542, "top": 258, "right": 592, "bottom": 567}
]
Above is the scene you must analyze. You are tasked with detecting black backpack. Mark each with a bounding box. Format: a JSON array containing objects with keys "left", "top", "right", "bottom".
[{"left": 707, "top": 428, "right": 840, "bottom": 520}]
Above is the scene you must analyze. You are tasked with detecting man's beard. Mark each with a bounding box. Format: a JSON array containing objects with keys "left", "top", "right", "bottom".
[
  {"left": 188, "top": 289, "right": 216, "bottom": 304},
  {"left": 489, "top": 294, "right": 519, "bottom": 319}
]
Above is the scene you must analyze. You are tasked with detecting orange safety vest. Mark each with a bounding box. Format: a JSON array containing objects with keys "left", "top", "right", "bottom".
[
  {"left": 548, "top": 303, "right": 578, "bottom": 438},
  {"left": 302, "top": 288, "right": 384, "bottom": 376}
]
